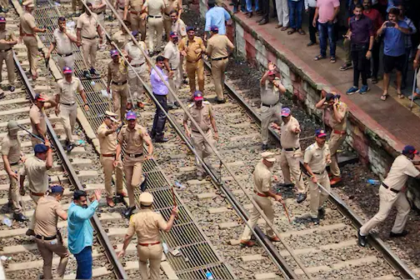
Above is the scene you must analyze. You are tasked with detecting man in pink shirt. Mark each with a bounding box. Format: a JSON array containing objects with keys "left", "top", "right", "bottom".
[{"left": 313, "top": 0, "right": 340, "bottom": 63}]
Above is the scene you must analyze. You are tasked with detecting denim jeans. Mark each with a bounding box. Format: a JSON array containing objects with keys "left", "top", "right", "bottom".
[
  {"left": 151, "top": 93, "right": 168, "bottom": 139},
  {"left": 288, "top": 0, "right": 303, "bottom": 29},
  {"left": 74, "top": 246, "right": 92, "bottom": 280},
  {"left": 318, "top": 21, "right": 336, "bottom": 58}
]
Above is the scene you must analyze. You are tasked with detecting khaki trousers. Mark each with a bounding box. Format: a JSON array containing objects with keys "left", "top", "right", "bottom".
[
  {"left": 29, "top": 194, "right": 43, "bottom": 230},
  {"left": 163, "top": 17, "right": 171, "bottom": 41},
  {"left": 8, "top": 164, "right": 22, "bottom": 214},
  {"left": 241, "top": 194, "right": 274, "bottom": 241},
  {"left": 130, "top": 13, "right": 147, "bottom": 42},
  {"left": 35, "top": 238, "right": 69, "bottom": 279},
  {"left": 100, "top": 156, "right": 123, "bottom": 198},
  {"left": 23, "top": 36, "right": 38, "bottom": 76},
  {"left": 57, "top": 54, "right": 75, "bottom": 71},
  {"left": 72, "top": 0, "right": 81, "bottom": 12},
  {"left": 191, "top": 130, "right": 213, "bottom": 176},
  {"left": 0, "top": 50, "right": 15, "bottom": 86},
  {"left": 308, "top": 172, "right": 330, "bottom": 218},
  {"left": 128, "top": 64, "right": 148, "bottom": 102},
  {"left": 97, "top": 13, "right": 106, "bottom": 44},
  {"left": 360, "top": 185, "right": 410, "bottom": 235},
  {"left": 148, "top": 17, "right": 164, "bottom": 52},
  {"left": 81, "top": 38, "right": 98, "bottom": 69},
  {"left": 59, "top": 103, "right": 77, "bottom": 144},
  {"left": 279, "top": 148, "right": 305, "bottom": 194},
  {"left": 211, "top": 58, "right": 228, "bottom": 100},
  {"left": 186, "top": 59, "right": 204, "bottom": 94},
  {"left": 123, "top": 159, "right": 143, "bottom": 207},
  {"left": 328, "top": 132, "right": 346, "bottom": 177},
  {"left": 111, "top": 84, "right": 128, "bottom": 121},
  {"left": 260, "top": 103, "right": 282, "bottom": 145},
  {"left": 137, "top": 244, "right": 163, "bottom": 280},
  {"left": 167, "top": 67, "right": 181, "bottom": 105}
]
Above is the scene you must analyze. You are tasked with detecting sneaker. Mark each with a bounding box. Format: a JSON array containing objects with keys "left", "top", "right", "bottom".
[
  {"left": 339, "top": 63, "right": 353, "bottom": 71},
  {"left": 346, "top": 86, "right": 358, "bottom": 95},
  {"left": 357, "top": 85, "right": 370, "bottom": 95},
  {"left": 390, "top": 230, "right": 409, "bottom": 238},
  {"left": 358, "top": 229, "right": 367, "bottom": 247},
  {"left": 296, "top": 193, "right": 307, "bottom": 203},
  {"left": 311, "top": 217, "right": 320, "bottom": 225}
]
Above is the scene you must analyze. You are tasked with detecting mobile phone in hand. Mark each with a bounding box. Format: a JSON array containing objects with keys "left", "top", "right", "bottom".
[{"left": 386, "top": 22, "right": 395, "bottom": 28}]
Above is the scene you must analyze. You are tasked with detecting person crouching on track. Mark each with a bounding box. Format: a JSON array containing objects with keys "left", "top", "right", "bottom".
[{"left": 358, "top": 145, "right": 420, "bottom": 247}]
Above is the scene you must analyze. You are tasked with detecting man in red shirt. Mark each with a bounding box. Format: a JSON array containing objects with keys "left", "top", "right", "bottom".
[{"left": 363, "top": 0, "right": 383, "bottom": 84}]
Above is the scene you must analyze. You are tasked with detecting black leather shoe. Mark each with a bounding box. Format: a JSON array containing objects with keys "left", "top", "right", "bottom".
[
  {"left": 83, "top": 71, "right": 92, "bottom": 79},
  {"left": 123, "top": 206, "right": 136, "bottom": 219},
  {"left": 262, "top": 144, "right": 268, "bottom": 151},
  {"left": 247, "top": 12, "right": 253, "bottom": 18},
  {"left": 154, "top": 137, "right": 169, "bottom": 143},
  {"left": 26, "top": 229, "right": 35, "bottom": 236},
  {"left": 318, "top": 208, "right": 325, "bottom": 219},
  {"left": 259, "top": 18, "right": 269, "bottom": 25},
  {"left": 311, "top": 217, "right": 319, "bottom": 225},
  {"left": 13, "top": 213, "right": 28, "bottom": 222},
  {"left": 90, "top": 68, "right": 99, "bottom": 76},
  {"left": 296, "top": 193, "right": 307, "bottom": 204},
  {"left": 358, "top": 229, "right": 367, "bottom": 247},
  {"left": 390, "top": 230, "right": 409, "bottom": 238},
  {"left": 307, "top": 41, "right": 316, "bottom": 47},
  {"left": 67, "top": 143, "right": 75, "bottom": 153},
  {"left": 9, "top": 86, "right": 15, "bottom": 92},
  {"left": 216, "top": 98, "right": 226, "bottom": 104}
]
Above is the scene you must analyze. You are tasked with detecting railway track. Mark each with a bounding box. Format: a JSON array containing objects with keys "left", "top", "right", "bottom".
[{"left": 0, "top": 0, "right": 417, "bottom": 279}]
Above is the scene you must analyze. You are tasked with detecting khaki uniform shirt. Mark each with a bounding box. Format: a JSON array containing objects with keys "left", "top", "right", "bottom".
[
  {"left": 57, "top": 77, "right": 83, "bottom": 104},
  {"left": 326, "top": 102, "right": 348, "bottom": 131},
  {"left": 171, "top": 19, "right": 186, "bottom": 37},
  {"left": 108, "top": 61, "right": 128, "bottom": 83},
  {"left": 144, "top": 0, "right": 164, "bottom": 16},
  {"left": 1, "top": 135, "right": 21, "bottom": 164},
  {"left": 178, "top": 36, "right": 205, "bottom": 62},
  {"left": 30, "top": 106, "right": 47, "bottom": 136},
  {"left": 20, "top": 12, "right": 36, "bottom": 35},
  {"left": 260, "top": 79, "right": 281, "bottom": 105},
  {"left": 127, "top": 209, "right": 167, "bottom": 243},
  {"left": 125, "top": 0, "right": 144, "bottom": 12},
  {"left": 163, "top": 41, "right": 180, "bottom": 70},
  {"left": 116, "top": 0, "right": 126, "bottom": 9},
  {"left": 20, "top": 155, "right": 49, "bottom": 193},
  {"left": 281, "top": 116, "right": 300, "bottom": 149},
  {"left": 125, "top": 41, "right": 148, "bottom": 65},
  {"left": 206, "top": 34, "right": 234, "bottom": 59},
  {"left": 35, "top": 196, "right": 65, "bottom": 237},
  {"left": 89, "top": 0, "right": 106, "bottom": 14},
  {"left": 77, "top": 13, "right": 99, "bottom": 38},
  {"left": 383, "top": 155, "right": 420, "bottom": 191},
  {"left": 111, "top": 30, "right": 131, "bottom": 50},
  {"left": 97, "top": 123, "right": 118, "bottom": 154},
  {"left": 117, "top": 124, "right": 150, "bottom": 156},
  {"left": 53, "top": 28, "right": 74, "bottom": 55},
  {"left": 183, "top": 102, "right": 214, "bottom": 132},
  {"left": 253, "top": 160, "right": 272, "bottom": 194},
  {"left": 0, "top": 30, "right": 16, "bottom": 50},
  {"left": 304, "top": 143, "right": 330, "bottom": 173}
]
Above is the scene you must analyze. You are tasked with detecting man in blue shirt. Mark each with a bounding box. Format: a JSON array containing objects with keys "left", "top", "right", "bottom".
[
  {"left": 150, "top": 55, "right": 169, "bottom": 143},
  {"left": 68, "top": 189, "right": 101, "bottom": 279},
  {"left": 377, "top": 7, "right": 411, "bottom": 101},
  {"left": 204, "top": 0, "right": 231, "bottom": 40}
]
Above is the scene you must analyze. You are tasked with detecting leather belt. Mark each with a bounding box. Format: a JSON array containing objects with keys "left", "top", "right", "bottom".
[
  {"left": 170, "top": 68, "right": 177, "bottom": 71},
  {"left": 138, "top": 241, "right": 160, "bottom": 246},
  {"left": 95, "top": 11, "right": 104, "bottom": 15},
  {"left": 0, "top": 48, "right": 12, "bottom": 52},
  {"left": 36, "top": 234, "right": 57, "bottom": 241},
  {"left": 60, "top": 102, "right": 76, "bottom": 106},
  {"left": 30, "top": 191, "right": 45, "bottom": 196},
  {"left": 23, "top": 33, "right": 35, "bottom": 37},
  {"left": 262, "top": 101, "right": 280, "bottom": 107},
  {"left": 148, "top": 15, "right": 162, "bottom": 18},
  {"left": 165, "top": 12, "right": 170, "bottom": 16},
  {"left": 127, "top": 153, "right": 143, "bottom": 158},
  {"left": 313, "top": 170, "right": 326, "bottom": 175},
  {"left": 254, "top": 190, "right": 268, "bottom": 197},
  {"left": 131, "top": 62, "right": 145, "bottom": 67},
  {"left": 192, "top": 129, "right": 209, "bottom": 133},
  {"left": 284, "top": 147, "right": 300, "bottom": 152},
  {"left": 382, "top": 183, "right": 399, "bottom": 193},
  {"left": 10, "top": 162, "right": 19, "bottom": 166},
  {"left": 102, "top": 154, "right": 116, "bottom": 158},
  {"left": 333, "top": 130, "right": 346, "bottom": 135},
  {"left": 119, "top": 6, "right": 125, "bottom": 10},
  {"left": 82, "top": 36, "right": 98, "bottom": 40},
  {"left": 112, "top": 80, "right": 128, "bottom": 85},
  {"left": 186, "top": 57, "right": 202, "bottom": 63},
  {"left": 212, "top": 56, "right": 228, "bottom": 61},
  {"left": 57, "top": 52, "right": 73, "bottom": 57},
  {"left": 130, "top": 11, "right": 141, "bottom": 14}
]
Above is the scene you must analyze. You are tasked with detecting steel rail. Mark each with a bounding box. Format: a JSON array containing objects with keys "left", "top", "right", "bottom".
[
  {"left": 12, "top": 51, "right": 128, "bottom": 279},
  {"left": 205, "top": 59, "right": 419, "bottom": 279}
]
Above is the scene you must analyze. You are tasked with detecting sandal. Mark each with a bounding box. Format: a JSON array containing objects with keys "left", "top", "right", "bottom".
[
  {"left": 314, "top": 55, "right": 325, "bottom": 61},
  {"left": 381, "top": 94, "right": 389, "bottom": 101},
  {"left": 397, "top": 93, "right": 405, "bottom": 99},
  {"left": 287, "top": 28, "right": 296, "bottom": 35},
  {"left": 330, "top": 57, "right": 336, "bottom": 63},
  {"left": 275, "top": 24, "right": 283, "bottom": 29},
  {"left": 298, "top": 29, "right": 306, "bottom": 35},
  {"left": 281, "top": 26, "right": 288, "bottom": 31}
]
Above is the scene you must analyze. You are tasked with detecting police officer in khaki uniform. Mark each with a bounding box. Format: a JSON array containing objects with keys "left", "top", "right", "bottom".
[
  {"left": 125, "top": 31, "right": 150, "bottom": 110},
  {"left": 116, "top": 111, "right": 154, "bottom": 218},
  {"left": 124, "top": 0, "right": 147, "bottom": 42},
  {"left": 170, "top": 10, "right": 186, "bottom": 38},
  {"left": 115, "top": 0, "right": 126, "bottom": 20},
  {"left": 183, "top": 92, "right": 219, "bottom": 181},
  {"left": 34, "top": 185, "right": 69, "bottom": 280},
  {"left": 46, "top": 17, "right": 78, "bottom": 71},
  {"left": 315, "top": 92, "right": 348, "bottom": 185},
  {"left": 97, "top": 111, "right": 125, "bottom": 207},
  {"left": 179, "top": 27, "right": 205, "bottom": 98},
  {"left": 1, "top": 121, "right": 27, "bottom": 221},
  {"left": 118, "top": 192, "right": 178, "bottom": 280},
  {"left": 358, "top": 145, "right": 420, "bottom": 247},
  {"left": 272, "top": 108, "right": 306, "bottom": 203},
  {"left": 260, "top": 62, "right": 286, "bottom": 150},
  {"left": 20, "top": 0, "right": 47, "bottom": 80},
  {"left": 56, "top": 67, "right": 89, "bottom": 152},
  {"left": 89, "top": 0, "right": 106, "bottom": 49},
  {"left": 72, "top": 0, "right": 82, "bottom": 16},
  {"left": 303, "top": 129, "right": 331, "bottom": 225},
  {"left": 163, "top": 0, "right": 182, "bottom": 41},
  {"left": 206, "top": 26, "right": 234, "bottom": 103},
  {"left": 145, "top": 0, "right": 165, "bottom": 55},
  {"left": 30, "top": 94, "right": 56, "bottom": 147},
  {"left": 111, "top": 21, "right": 132, "bottom": 51},
  {"left": 107, "top": 50, "right": 130, "bottom": 121},
  {"left": 0, "top": 17, "right": 17, "bottom": 92},
  {"left": 76, "top": 2, "right": 103, "bottom": 79},
  {"left": 163, "top": 31, "right": 181, "bottom": 109},
  {"left": 240, "top": 152, "right": 282, "bottom": 247},
  {"left": 20, "top": 141, "right": 53, "bottom": 236}
]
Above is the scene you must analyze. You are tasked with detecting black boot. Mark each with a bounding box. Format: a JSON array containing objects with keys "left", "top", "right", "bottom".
[
  {"left": 123, "top": 206, "right": 136, "bottom": 219},
  {"left": 14, "top": 213, "right": 28, "bottom": 222}
]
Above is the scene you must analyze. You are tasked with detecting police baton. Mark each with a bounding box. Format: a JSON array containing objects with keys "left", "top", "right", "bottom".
[
  {"left": 17, "top": 124, "right": 46, "bottom": 143},
  {"left": 280, "top": 199, "right": 291, "bottom": 223}
]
